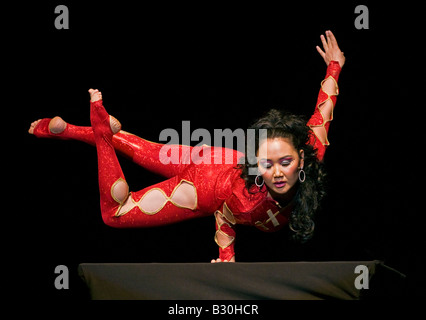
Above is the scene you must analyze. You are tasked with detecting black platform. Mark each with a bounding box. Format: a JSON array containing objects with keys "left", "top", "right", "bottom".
[{"left": 78, "top": 260, "right": 406, "bottom": 300}]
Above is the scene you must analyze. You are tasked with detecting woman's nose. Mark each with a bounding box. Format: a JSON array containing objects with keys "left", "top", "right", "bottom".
[{"left": 273, "top": 164, "right": 283, "bottom": 178}]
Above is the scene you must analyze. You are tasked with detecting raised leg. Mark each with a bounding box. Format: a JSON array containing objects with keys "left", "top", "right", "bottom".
[
  {"left": 89, "top": 89, "right": 128, "bottom": 221},
  {"left": 29, "top": 118, "right": 193, "bottom": 178},
  {"left": 89, "top": 89, "right": 198, "bottom": 228}
]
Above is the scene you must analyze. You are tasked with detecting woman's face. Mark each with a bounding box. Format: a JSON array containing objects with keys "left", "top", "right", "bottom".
[{"left": 257, "top": 137, "right": 304, "bottom": 199}]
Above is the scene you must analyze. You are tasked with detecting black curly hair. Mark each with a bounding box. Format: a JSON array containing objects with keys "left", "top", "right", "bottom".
[{"left": 238, "top": 109, "right": 327, "bottom": 242}]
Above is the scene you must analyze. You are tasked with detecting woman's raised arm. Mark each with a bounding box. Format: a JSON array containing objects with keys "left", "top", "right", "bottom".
[{"left": 307, "top": 30, "right": 345, "bottom": 161}]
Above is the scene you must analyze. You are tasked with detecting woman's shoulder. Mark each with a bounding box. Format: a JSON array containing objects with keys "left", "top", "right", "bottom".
[
  {"left": 224, "top": 177, "right": 292, "bottom": 231},
  {"left": 225, "top": 177, "right": 268, "bottom": 215}
]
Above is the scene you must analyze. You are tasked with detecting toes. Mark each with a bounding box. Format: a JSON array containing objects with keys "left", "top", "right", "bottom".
[
  {"left": 89, "top": 88, "right": 102, "bottom": 102},
  {"left": 89, "top": 88, "right": 100, "bottom": 96},
  {"left": 28, "top": 119, "right": 42, "bottom": 134}
]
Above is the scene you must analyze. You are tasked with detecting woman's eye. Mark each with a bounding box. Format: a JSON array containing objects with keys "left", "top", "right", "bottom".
[
  {"left": 280, "top": 160, "right": 292, "bottom": 166},
  {"left": 260, "top": 162, "right": 272, "bottom": 169}
]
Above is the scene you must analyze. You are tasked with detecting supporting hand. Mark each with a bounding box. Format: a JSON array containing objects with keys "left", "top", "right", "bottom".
[
  {"left": 211, "top": 256, "right": 236, "bottom": 263},
  {"left": 316, "top": 30, "right": 345, "bottom": 68}
]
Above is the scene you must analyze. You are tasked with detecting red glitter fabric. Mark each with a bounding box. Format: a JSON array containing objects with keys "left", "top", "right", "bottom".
[{"left": 33, "top": 62, "right": 341, "bottom": 260}]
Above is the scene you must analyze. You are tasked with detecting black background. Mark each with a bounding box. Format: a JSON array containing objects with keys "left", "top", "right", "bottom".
[{"left": 10, "top": 1, "right": 425, "bottom": 302}]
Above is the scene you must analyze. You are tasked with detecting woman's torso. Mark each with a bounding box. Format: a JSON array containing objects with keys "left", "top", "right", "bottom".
[{"left": 179, "top": 145, "right": 292, "bottom": 231}]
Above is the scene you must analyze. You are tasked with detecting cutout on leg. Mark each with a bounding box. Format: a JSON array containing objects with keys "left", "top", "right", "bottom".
[
  {"left": 139, "top": 189, "right": 169, "bottom": 215},
  {"left": 138, "top": 179, "right": 198, "bottom": 215},
  {"left": 170, "top": 180, "right": 197, "bottom": 210},
  {"left": 111, "top": 178, "right": 129, "bottom": 204},
  {"left": 49, "top": 116, "right": 67, "bottom": 134},
  {"left": 109, "top": 116, "right": 121, "bottom": 134},
  {"left": 115, "top": 193, "right": 137, "bottom": 217}
]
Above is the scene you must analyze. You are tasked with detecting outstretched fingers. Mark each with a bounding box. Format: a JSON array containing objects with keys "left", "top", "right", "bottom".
[
  {"left": 316, "top": 45, "right": 326, "bottom": 59},
  {"left": 320, "top": 34, "right": 329, "bottom": 51},
  {"left": 316, "top": 30, "right": 345, "bottom": 67},
  {"left": 326, "top": 30, "right": 339, "bottom": 50},
  {"left": 319, "top": 30, "right": 339, "bottom": 52}
]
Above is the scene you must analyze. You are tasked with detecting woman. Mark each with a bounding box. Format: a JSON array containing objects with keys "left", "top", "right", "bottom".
[{"left": 29, "top": 30, "right": 345, "bottom": 263}]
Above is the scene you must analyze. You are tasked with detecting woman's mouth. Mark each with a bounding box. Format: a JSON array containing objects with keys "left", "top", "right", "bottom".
[{"left": 273, "top": 181, "right": 287, "bottom": 188}]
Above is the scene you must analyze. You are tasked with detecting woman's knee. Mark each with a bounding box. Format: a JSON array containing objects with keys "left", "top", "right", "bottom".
[{"left": 111, "top": 178, "right": 129, "bottom": 204}]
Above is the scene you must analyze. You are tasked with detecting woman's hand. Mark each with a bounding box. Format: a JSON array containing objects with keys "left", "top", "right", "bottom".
[
  {"left": 316, "top": 30, "right": 345, "bottom": 68},
  {"left": 211, "top": 256, "right": 236, "bottom": 263}
]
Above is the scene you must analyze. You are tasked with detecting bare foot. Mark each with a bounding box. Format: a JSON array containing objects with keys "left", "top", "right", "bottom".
[
  {"left": 88, "top": 88, "right": 121, "bottom": 134},
  {"left": 28, "top": 117, "right": 67, "bottom": 135},
  {"left": 88, "top": 88, "right": 102, "bottom": 102},
  {"left": 28, "top": 119, "right": 41, "bottom": 134}
]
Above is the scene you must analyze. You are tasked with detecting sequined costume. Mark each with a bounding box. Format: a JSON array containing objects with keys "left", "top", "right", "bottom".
[{"left": 33, "top": 61, "right": 341, "bottom": 261}]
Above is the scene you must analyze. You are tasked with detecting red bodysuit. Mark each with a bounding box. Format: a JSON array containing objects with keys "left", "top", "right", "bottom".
[{"left": 33, "top": 61, "right": 341, "bottom": 261}]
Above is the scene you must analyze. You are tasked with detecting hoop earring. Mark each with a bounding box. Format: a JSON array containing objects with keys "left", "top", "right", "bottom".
[
  {"left": 255, "top": 174, "right": 264, "bottom": 187},
  {"left": 298, "top": 169, "right": 306, "bottom": 183}
]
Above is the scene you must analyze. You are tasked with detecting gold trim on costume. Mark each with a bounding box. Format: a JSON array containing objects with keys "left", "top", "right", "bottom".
[
  {"left": 308, "top": 75, "right": 339, "bottom": 147},
  {"left": 111, "top": 178, "right": 132, "bottom": 217},
  {"left": 214, "top": 210, "right": 235, "bottom": 249},
  {"left": 115, "top": 192, "right": 138, "bottom": 217},
  {"left": 112, "top": 178, "right": 198, "bottom": 217},
  {"left": 254, "top": 221, "right": 270, "bottom": 231},
  {"left": 110, "top": 177, "right": 128, "bottom": 204},
  {"left": 138, "top": 179, "right": 198, "bottom": 215},
  {"left": 265, "top": 209, "right": 281, "bottom": 227},
  {"left": 222, "top": 202, "right": 236, "bottom": 225}
]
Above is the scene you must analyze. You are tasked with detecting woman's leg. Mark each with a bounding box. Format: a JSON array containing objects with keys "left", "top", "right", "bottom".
[
  {"left": 29, "top": 117, "right": 193, "bottom": 178},
  {"left": 29, "top": 117, "right": 96, "bottom": 146},
  {"left": 103, "top": 176, "right": 200, "bottom": 228},
  {"left": 89, "top": 89, "right": 198, "bottom": 228}
]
